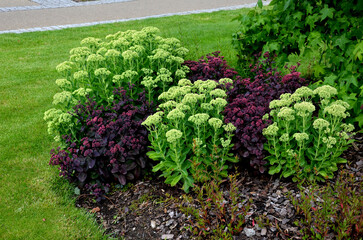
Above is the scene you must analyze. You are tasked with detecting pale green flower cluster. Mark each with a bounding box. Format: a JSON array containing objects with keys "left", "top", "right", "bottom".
[
  {"left": 220, "top": 138, "right": 231, "bottom": 148},
  {"left": 208, "top": 118, "right": 223, "bottom": 130},
  {"left": 86, "top": 54, "right": 105, "bottom": 63},
  {"left": 166, "top": 129, "right": 183, "bottom": 143},
  {"left": 189, "top": 113, "right": 210, "bottom": 125},
  {"left": 73, "top": 70, "right": 88, "bottom": 81},
  {"left": 44, "top": 109, "right": 73, "bottom": 136},
  {"left": 94, "top": 68, "right": 111, "bottom": 78},
  {"left": 322, "top": 136, "right": 337, "bottom": 148},
  {"left": 279, "top": 133, "right": 289, "bottom": 142},
  {"left": 178, "top": 79, "right": 192, "bottom": 87},
  {"left": 219, "top": 78, "right": 233, "bottom": 85},
  {"left": 313, "top": 118, "right": 330, "bottom": 130},
  {"left": 262, "top": 122, "right": 279, "bottom": 136},
  {"left": 122, "top": 50, "right": 138, "bottom": 61},
  {"left": 223, "top": 123, "right": 236, "bottom": 133},
  {"left": 210, "top": 98, "right": 228, "bottom": 109},
  {"left": 121, "top": 70, "right": 138, "bottom": 80},
  {"left": 313, "top": 85, "right": 337, "bottom": 99},
  {"left": 340, "top": 123, "right": 354, "bottom": 132},
  {"left": 73, "top": 88, "right": 92, "bottom": 97},
  {"left": 105, "top": 49, "right": 121, "bottom": 58},
  {"left": 167, "top": 109, "right": 185, "bottom": 121},
  {"left": 324, "top": 103, "right": 348, "bottom": 118},
  {"left": 55, "top": 79, "right": 71, "bottom": 89},
  {"left": 294, "top": 101, "right": 315, "bottom": 117},
  {"left": 81, "top": 37, "right": 101, "bottom": 48},
  {"left": 56, "top": 61, "right": 74, "bottom": 74},
  {"left": 293, "top": 132, "right": 309, "bottom": 142},
  {"left": 293, "top": 86, "right": 314, "bottom": 99},
  {"left": 277, "top": 107, "right": 295, "bottom": 121},
  {"left": 53, "top": 91, "right": 72, "bottom": 105},
  {"left": 142, "top": 112, "right": 163, "bottom": 127},
  {"left": 210, "top": 89, "right": 227, "bottom": 98}
]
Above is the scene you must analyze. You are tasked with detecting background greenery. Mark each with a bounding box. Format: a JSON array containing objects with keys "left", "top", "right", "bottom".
[{"left": 0, "top": 8, "right": 249, "bottom": 239}]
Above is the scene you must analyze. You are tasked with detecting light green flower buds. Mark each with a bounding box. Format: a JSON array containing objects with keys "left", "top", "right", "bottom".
[
  {"left": 313, "top": 85, "right": 338, "bottom": 99},
  {"left": 188, "top": 113, "right": 210, "bottom": 125},
  {"left": 293, "top": 132, "right": 309, "bottom": 142},
  {"left": 166, "top": 129, "right": 183, "bottom": 143},
  {"left": 313, "top": 118, "right": 330, "bottom": 130},
  {"left": 208, "top": 118, "right": 223, "bottom": 130},
  {"left": 262, "top": 122, "right": 279, "bottom": 136},
  {"left": 223, "top": 123, "right": 236, "bottom": 133}
]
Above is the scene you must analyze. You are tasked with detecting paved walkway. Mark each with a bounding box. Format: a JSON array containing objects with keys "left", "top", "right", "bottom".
[{"left": 0, "top": 0, "right": 268, "bottom": 34}]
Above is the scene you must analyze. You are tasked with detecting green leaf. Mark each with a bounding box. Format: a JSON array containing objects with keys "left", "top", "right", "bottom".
[
  {"left": 170, "top": 174, "right": 182, "bottom": 187},
  {"left": 353, "top": 41, "right": 363, "bottom": 61},
  {"left": 336, "top": 157, "right": 347, "bottom": 164},
  {"left": 323, "top": 74, "right": 338, "bottom": 85},
  {"left": 320, "top": 4, "right": 334, "bottom": 21},
  {"left": 318, "top": 171, "right": 328, "bottom": 178},
  {"left": 334, "top": 34, "right": 350, "bottom": 50},
  {"left": 152, "top": 162, "right": 165, "bottom": 172},
  {"left": 147, "top": 151, "right": 164, "bottom": 161},
  {"left": 282, "top": 169, "right": 295, "bottom": 178},
  {"left": 257, "top": 0, "right": 263, "bottom": 8},
  {"left": 283, "top": 0, "right": 292, "bottom": 11},
  {"left": 268, "top": 164, "right": 281, "bottom": 175}
]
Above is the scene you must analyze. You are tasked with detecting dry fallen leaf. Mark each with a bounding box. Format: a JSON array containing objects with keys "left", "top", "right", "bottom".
[{"left": 90, "top": 207, "right": 101, "bottom": 213}]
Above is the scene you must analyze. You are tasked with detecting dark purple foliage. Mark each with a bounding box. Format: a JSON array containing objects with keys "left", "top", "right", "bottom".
[
  {"left": 50, "top": 88, "right": 153, "bottom": 199},
  {"left": 224, "top": 52, "right": 307, "bottom": 172},
  {"left": 183, "top": 51, "right": 241, "bottom": 82}
]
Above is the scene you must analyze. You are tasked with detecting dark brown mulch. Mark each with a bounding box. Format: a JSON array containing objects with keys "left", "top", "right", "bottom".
[{"left": 76, "top": 134, "right": 363, "bottom": 239}]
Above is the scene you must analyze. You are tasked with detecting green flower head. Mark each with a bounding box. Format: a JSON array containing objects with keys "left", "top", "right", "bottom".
[
  {"left": 122, "top": 50, "right": 139, "bottom": 61},
  {"left": 210, "top": 98, "right": 228, "bottom": 109},
  {"left": 220, "top": 138, "right": 231, "bottom": 148},
  {"left": 293, "top": 132, "right": 309, "bottom": 142},
  {"left": 223, "top": 123, "right": 236, "bottom": 133},
  {"left": 73, "top": 88, "right": 92, "bottom": 97},
  {"left": 175, "top": 69, "right": 186, "bottom": 79},
  {"left": 112, "top": 75, "right": 122, "bottom": 83},
  {"left": 219, "top": 78, "right": 233, "bottom": 85},
  {"left": 121, "top": 70, "right": 138, "bottom": 80},
  {"left": 340, "top": 123, "right": 354, "bottom": 133},
  {"left": 294, "top": 101, "right": 315, "bottom": 117},
  {"left": 52, "top": 91, "right": 72, "bottom": 105},
  {"left": 141, "top": 76, "right": 157, "bottom": 89},
  {"left": 269, "top": 98, "right": 292, "bottom": 109},
  {"left": 324, "top": 104, "right": 348, "bottom": 118},
  {"left": 313, "top": 118, "right": 330, "bottom": 130},
  {"left": 167, "top": 108, "right": 185, "bottom": 121},
  {"left": 86, "top": 54, "right": 105, "bottom": 63},
  {"left": 262, "top": 122, "right": 279, "bottom": 136},
  {"left": 159, "top": 100, "right": 177, "bottom": 109},
  {"left": 80, "top": 37, "right": 101, "bottom": 47},
  {"left": 142, "top": 68, "right": 153, "bottom": 75},
  {"left": 208, "top": 118, "right": 223, "bottom": 130},
  {"left": 94, "top": 68, "right": 111, "bottom": 78},
  {"left": 277, "top": 107, "right": 295, "bottom": 121},
  {"left": 105, "top": 49, "right": 121, "bottom": 58},
  {"left": 96, "top": 47, "right": 108, "bottom": 56},
  {"left": 176, "top": 103, "right": 191, "bottom": 112},
  {"left": 210, "top": 89, "right": 227, "bottom": 98},
  {"left": 142, "top": 26, "right": 160, "bottom": 35},
  {"left": 188, "top": 113, "right": 210, "bottom": 125},
  {"left": 178, "top": 79, "right": 192, "bottom": 87},
  {"left": 201, "top": 103, "right": 213, "bottom": 111},
  {"left": 166, "top": 129, "right": 183, "bottom": 143},
  {"left": 294, "top": 86, "right": 314, "bottom": 99},
  {"left": 279, "top": 133, "right": 289, "bottom": 142},
  {"left": 182, "top": 93, "right": 200, "bottom": 105},
  {"left": 55, "top": 79, "right": 71, "bottom": 89},
  {"left": 313, "top": 85, "right": 338, "bottom": 99},
  {"left": 142, "top": 112, "right": 163, "bottom": 127},
  {"left": 73, "top": 70, "right": 88, "bottom": 81},
  {"left": 56, "top": 61, "right": 74, "bottom": 74},
  {"left": 69, "top": 46, "right": 91, "bottom": 56},
  {"left": 322, "top": 136, "right": 337, "bottom": 148}
]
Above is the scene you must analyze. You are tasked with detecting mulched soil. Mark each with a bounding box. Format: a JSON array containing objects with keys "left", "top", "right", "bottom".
[{"left": 76, "top": 134, "right": 363, "bottom": 239}]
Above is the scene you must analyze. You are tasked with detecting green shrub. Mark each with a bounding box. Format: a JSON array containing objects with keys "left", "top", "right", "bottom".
[
  {"left": 233, "top": 0, "right": 363, "bottom": 126},
  {"left": 142, "top": 79, "right": 238, "bottom": 192},
  {"left": 262, "top": 85, "right": 355, "bottom": 181},
  {"left": 44, "top": 27, "right": 189, "bottom": 143}
]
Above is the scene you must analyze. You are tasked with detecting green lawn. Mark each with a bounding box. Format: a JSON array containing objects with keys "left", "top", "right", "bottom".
[{"left": 0, "top": 9, "right": 248, "bottom": 239}]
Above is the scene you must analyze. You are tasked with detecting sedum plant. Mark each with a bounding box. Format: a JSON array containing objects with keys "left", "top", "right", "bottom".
[
  {"left": 263, "top": 85, "right": 355, "bottom": 181},
  {"left": 45, "top": 27, "right": 189, "bottom": 143},
  {"left": 142, "top": 79, "right": 238, "bottom": 192}
]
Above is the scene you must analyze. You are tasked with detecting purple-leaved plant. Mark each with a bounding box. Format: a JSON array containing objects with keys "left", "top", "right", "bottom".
[{"left": 224, "top": 52, "right": 307, "bottom": 172}]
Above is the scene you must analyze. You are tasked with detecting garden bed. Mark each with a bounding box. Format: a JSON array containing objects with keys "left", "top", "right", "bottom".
[{"left": 76, "top": 134, "right": 362, "bottom": 239}]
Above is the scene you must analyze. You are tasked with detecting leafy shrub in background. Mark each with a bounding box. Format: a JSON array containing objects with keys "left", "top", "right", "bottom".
[
  {"left": 183, "top": 51, "right": 241, "bottom": 82},
  {"left": 49, "top": 88, "right": 153, "bottom": 198},
  {"left": 224, "top": 53, "right": 306, "bottom": 172},
  {"left": 263, "top": 85, "right": 355, "bottom": 181},
  {"left": 142, "top": 79, "right": 238, "bottom": 192},
  {"left": 45, "top": 27, "right": 189, "bottom": 144},
  {"left": 233, "top": 0, "right": 363, "bottom": 126}
]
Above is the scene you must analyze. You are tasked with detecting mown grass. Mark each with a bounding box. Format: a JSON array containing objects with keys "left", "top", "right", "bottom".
[{"left": 0, "top": 8, "right": 249, "bottom": 239}]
